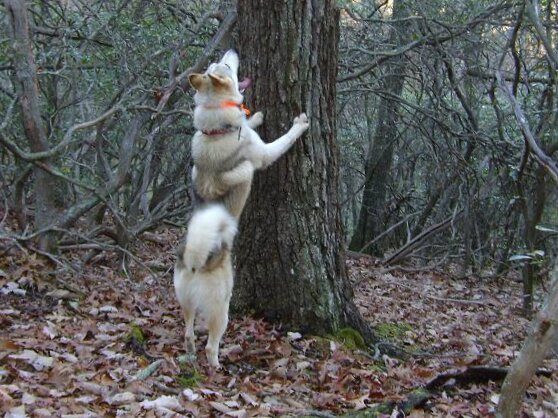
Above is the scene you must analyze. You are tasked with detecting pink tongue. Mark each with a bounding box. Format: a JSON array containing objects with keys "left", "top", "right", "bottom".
[{"left": 238, "top": 78, "right": 252, "bottom": 91}]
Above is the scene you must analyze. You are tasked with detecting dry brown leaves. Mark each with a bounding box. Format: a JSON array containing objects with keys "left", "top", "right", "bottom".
[{"left": 1, "top": 233, "right": 557, "bottom": 417}]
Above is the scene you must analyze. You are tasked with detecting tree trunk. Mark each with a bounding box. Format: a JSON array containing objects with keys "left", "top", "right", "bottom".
[
  {"left": 348, "top": 0, "right": 410, "bottom": 256},
  {"left": 5, "top": 0, "right": 64, "bottom": 251},
  {"left": 233, "top": 0, "right": 373, "bottom": 341},
  {"left": 497, "top": 262, "right": 558, "bottom": 417}
]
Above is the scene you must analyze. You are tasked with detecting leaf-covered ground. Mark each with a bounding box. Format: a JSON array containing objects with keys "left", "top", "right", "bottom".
[{"left": 1, "top": 228, "right": 557, "bottom": 417}]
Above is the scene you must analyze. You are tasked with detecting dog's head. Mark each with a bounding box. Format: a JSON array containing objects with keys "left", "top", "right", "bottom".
[{"left": 189, "top": 50, "right": 251, "bottom": 104}]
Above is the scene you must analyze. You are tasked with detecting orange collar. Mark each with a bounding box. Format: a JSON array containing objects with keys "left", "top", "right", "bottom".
[{"left": 205, "top": 101, "right": 251, "bottom": 117}]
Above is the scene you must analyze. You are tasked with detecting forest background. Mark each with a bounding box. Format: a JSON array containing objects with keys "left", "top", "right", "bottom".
[{"left": 1, "top": 0, "right": 558, "bottom": 416}]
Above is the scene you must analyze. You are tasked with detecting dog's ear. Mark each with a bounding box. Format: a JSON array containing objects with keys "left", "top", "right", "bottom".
[
  {"left": 208, "top": 73, "right": 228, "bottom": 87},
  {"left": 188, "top": 73, "right": 205, "bottom": 90},
  {"left": 220, "top": 49, "right": 239, "bottom": 73}
]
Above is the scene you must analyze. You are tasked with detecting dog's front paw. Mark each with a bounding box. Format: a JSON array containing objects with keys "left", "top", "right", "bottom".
[
  {"left": 290, "top": 113, "right": 309, "bottom": 136},
  {"left": 293, "top": 113, "right": 308, "bottom": 126},
  {"left": 248, "top": 111, "right": 264, "bottom": 128}
]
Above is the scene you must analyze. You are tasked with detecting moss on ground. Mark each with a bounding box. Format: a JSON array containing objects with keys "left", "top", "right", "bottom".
[
  {"left": 375, "top": 322, "right": 412, "bottom": 341},
  {"left": 334, "top": 327, "right": 367, "bottom": 350},
  {"left": 125, "top": 323, "right": 146, "bottom": 345},
  {"left": 176, "top": 357, "right": 203, "bottom": 387}
]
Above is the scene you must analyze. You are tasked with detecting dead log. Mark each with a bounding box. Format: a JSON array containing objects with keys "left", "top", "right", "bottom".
[
  {"left": 340, "top": 365, "right": 553, "bottom": 417},
  {"left": 426, "top": 366, "right": 552, "bottom": 390}
]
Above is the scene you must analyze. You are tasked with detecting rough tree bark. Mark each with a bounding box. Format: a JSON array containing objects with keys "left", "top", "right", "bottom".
[
  {"left": 4, "top": 0, "right": 64, "bottom": 251},
  {"left": 233, "top": 0, "right": 375, "bottom": 342}
]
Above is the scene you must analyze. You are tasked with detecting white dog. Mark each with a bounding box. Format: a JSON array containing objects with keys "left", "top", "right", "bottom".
[
  {"left": 174, "top": 50, "right": 309, "bottom": 368},
  {"left": 188, "top": 49, "right": 309, "bottom": 219},
  {"left": 174, "top": 204, "right": 237, "bottom": 368}
]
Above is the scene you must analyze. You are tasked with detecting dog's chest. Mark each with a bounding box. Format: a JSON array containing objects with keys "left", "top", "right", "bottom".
[
  {"left": 193, "top": 136, "right": 242, "bottom": 171},
  {"left": 192, "top": 135, "right": 248, "bottom": 200}
]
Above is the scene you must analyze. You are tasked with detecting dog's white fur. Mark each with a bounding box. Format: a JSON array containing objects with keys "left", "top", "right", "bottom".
[
  {"left": 189, "top": 49, "right": 309, "bottom": 219},
  {"left": 173, "top": 204, "right": 237, "bottom": 367},
  {"left": 174, "top": 50, "right": 309, "bottom": 368}
]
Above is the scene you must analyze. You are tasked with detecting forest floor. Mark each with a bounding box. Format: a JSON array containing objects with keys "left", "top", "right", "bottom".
[{"left": 1, "top": 225, "right": 557, "bottom": 417}]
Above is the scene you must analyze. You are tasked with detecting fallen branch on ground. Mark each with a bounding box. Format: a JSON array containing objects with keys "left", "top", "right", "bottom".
[{"left": 340, "top": 366, "right": 553, "bottom": 417}]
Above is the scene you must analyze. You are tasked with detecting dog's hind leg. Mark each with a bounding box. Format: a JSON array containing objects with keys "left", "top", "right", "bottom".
[
  {"left": 183, "top": 306, "right": 196, "bottom": 355},
  {"left": 223, "top": 182, "right": 252, "bottom": 220},
  {"left": 205, "top": 303, "right": 229, "bottom": 368}
]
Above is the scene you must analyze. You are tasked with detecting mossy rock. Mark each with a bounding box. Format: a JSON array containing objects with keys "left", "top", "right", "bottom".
[{"left": 335, "top": 327, "right": 367, "bottom": 350}]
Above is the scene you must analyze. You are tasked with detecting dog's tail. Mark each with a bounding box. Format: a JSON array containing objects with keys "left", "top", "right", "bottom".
[{"left": 178, "top": 204, "right": 237, "bottom": 272}]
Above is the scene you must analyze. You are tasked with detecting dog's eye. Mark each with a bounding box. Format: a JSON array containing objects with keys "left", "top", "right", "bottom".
[{"left": 224, "top": 64, "right": 231, "bottom": 70}]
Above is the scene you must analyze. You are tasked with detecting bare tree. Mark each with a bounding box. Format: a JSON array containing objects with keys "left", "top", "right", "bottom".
[
  {"left": 4, "top": 0, "right": 65, "bottom": 251},
  {"left": 232, "top": 0, "right": 375, "bottom": 341},
  {"left": 348, "top": 0, "right": 413, "bottom": 257},
  {"left": 0, "top": 0, "right": 232, "bottom": 258}
]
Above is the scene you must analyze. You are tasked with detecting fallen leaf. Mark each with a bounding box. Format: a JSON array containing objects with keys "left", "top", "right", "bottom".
[
  {"left": 5, "top": 405, "right": 26, "bottom": 418},
  {"left": 42, "top": 322, "right": 58, "bottom": 339},
  {"left": 287, "top": 332, "right": 302, "bottom": 341},
  {"left": 9, "top": 350, "right": 54, "bottom": 371},
  {"left": 107, "top": 391, "right": 135, "bottom": 406},
  {"left": 1, "top": 282, "right": 25, "bottom": 296},
  {"left": 141, "top": 395, "right": 183, "bottom": 412},
  {"left": 240, "top": 392, "right": 258, "bottom": 406},
  {"left": 183, "top": 388, "right": 200, "bottom": 401},
  {"left": 210, "top": 401, "right": 233, "bottom": 414}
]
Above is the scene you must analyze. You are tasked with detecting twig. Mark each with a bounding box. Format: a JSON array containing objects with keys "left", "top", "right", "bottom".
[
  {"left": 496, "top": 71, "right": 558, "bottom": 186},
  {"left": 384, "top": 210, "right": 463, "bottom": 265},
  {"left": 524, "top": 0, "right": 558, "bottom": 70},
  {"left": 358, "top": 211, "right": 419, "bottom": 254},
  {"left": 25, "top": 244, "right": 77, "bottom": 272},
  {"left": 152, "top": 381, "right": 180, "bottom": 395},
  {"left": 0, "top": 106, "right": 122, "bottom": 162},
  {"left": 154, "top": 9, "right": 238, "bottom": 114}
]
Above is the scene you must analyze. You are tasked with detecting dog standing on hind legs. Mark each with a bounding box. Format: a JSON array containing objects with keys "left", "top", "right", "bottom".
[
  {"left": 174, "top": 49, "right": 309, "bottom": 368},
  {"left": 173, "top": 204, "right": 237, "bottom": 368}
]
